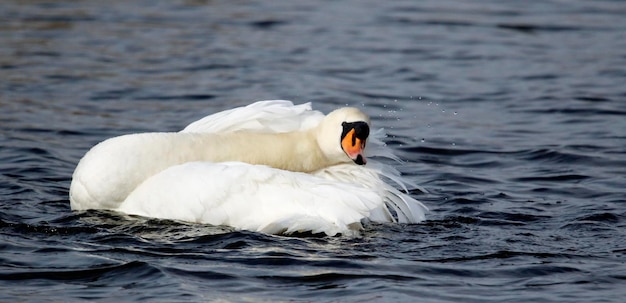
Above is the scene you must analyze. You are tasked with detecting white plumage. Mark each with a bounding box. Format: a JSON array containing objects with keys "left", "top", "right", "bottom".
[{"left": 70, "top": 100, "right": 427, "bottom": 236}]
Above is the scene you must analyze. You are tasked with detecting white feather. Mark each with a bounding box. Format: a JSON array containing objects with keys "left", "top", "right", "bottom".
[
  {"left": 119, "top": 162, "right": 380, "bottom": 236},
  {"left": 182, "top": 100, "right": 323, "bottom": 134}
]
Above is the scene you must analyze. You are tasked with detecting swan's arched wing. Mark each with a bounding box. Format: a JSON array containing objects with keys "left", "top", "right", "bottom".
[
  {"left": 182, "top": 100, "right": 324, "bottom": 134},
  {"left": 118, "top": 162, "right": 382, "bottom": 236}
]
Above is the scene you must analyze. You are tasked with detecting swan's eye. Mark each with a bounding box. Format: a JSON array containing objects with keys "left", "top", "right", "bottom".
[{"left": 341, "top": 121, "right": 369, "bottom": 142}]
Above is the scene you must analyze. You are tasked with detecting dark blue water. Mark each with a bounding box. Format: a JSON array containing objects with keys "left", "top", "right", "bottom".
[{"left": 2, "top": 0, "right": 626, "bottom": 302}]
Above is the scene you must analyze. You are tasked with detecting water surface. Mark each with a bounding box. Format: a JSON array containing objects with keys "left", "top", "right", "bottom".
[{"left": 1, "top": 0, "right": 625, "bottom": 302}]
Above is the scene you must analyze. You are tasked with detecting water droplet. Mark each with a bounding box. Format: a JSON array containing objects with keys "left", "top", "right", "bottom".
[
  {"left": 421, "top": 138, "right": 425, "bottom": 143},
  {"left": 453, "top": 111, "right": 458, "bottom": 115}
]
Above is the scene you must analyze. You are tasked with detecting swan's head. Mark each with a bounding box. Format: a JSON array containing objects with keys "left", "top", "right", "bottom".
[{"left": 317, "top": 107, "right": 371, "bottom": 165}]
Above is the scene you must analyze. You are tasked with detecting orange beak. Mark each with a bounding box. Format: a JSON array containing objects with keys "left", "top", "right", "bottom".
[{"left": 341, "top": 128, "right": 367, "bottom": 165}]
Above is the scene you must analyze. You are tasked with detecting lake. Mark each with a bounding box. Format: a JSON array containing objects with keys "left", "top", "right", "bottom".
[{"left": 1, "top": 0, "right": 625, "bottom": 302}]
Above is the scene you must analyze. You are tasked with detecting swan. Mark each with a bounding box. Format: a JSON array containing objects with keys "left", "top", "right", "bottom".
[{"left": 69, "top": 100, "right": 427, "bottom": 236}]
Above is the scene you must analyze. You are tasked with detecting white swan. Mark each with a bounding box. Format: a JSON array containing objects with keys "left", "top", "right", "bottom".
[{"left": 70, "top": 100, "right": 427, "bottom": 236}]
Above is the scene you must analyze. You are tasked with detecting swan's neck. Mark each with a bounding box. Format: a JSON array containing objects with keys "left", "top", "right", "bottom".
[
  {"left": 196, "top": 130, "right": 333, "bottom": 173},
  {"left": 69, "top": 129, "right": 338, "bottom": 209}
]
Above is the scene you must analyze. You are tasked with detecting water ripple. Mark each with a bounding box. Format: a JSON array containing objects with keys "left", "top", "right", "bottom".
[{"left": 2, "top": 0, "right": 626, "bottom": 302}]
